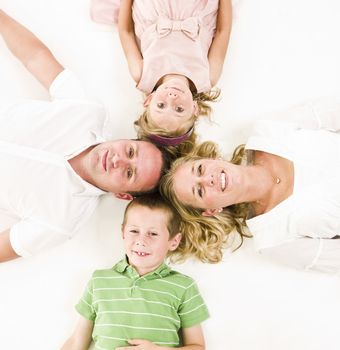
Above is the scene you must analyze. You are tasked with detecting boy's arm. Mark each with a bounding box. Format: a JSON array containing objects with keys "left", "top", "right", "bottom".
[
  {"left": 118, "top": 0, "right": 143, "bottom": 83},
  {"left": 116, "top": 324, "right": 205, "bottom": 350},
  {"left": 208, "top": 0, "right": 232, "bottom": 87},
  {"left": 0, "top": 229, "right": 20, "bottom": 263},
  {"left": 0, "top": 10, "right": 64, "bottom": 90},
  {"left": 61, "top": 316, "right": 94, "bottom": 350}
]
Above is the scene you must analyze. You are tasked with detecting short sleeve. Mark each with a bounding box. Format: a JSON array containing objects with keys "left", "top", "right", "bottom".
[
  {"left": 75, "top": 277, "right": 96, "bottom": 321},
  {"left": 260, "top": 237, "right": 340, "bottom": 274},
  {"left": 9, "top": 219, "right": 70, "bottom": 257},
  {"left": 178, "top": 279, "right": 209, "bottom": 328},
  {"left": 49, "top": 69, "right": 87, "bottom": 100}
]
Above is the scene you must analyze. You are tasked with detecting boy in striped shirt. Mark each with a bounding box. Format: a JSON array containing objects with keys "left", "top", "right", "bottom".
[{"left": 62, "top": 194, "right": 209, "bottom": 350}]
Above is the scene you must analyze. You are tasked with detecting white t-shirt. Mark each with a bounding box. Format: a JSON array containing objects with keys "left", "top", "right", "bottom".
[
  {"left": 0, "top": 69, "right": 107, "bottom": 257},
  {"left": 246, "top": 98, "right": 340, "bottom": 274}
]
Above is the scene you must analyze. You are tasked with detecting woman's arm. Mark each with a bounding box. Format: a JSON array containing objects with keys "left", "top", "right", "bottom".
[
  {"left": 260, "top": 97, "right": 340, "bottom": 132},
  {"left": 118, "top": 0, "right": 143, "bottom": 83},
  {"left": 261, "top": 237, "right": 340, "bottom": 274},
  {"left": 0, "top": 10, "right": 64, "bottom": 90},
  {"left": 208, "top": 0, "right": 232, "bottom": 87},
  {"left": 116, "top": 324, "right": 205, "bottom": 350},
  {"left": 61, "top": 317, "right": 94, "bottom": 350}
]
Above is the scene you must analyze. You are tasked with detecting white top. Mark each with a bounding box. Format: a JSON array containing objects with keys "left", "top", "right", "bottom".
[
  {"left": 0, "top": 69, "right": 107, "bottom": 257},
  {"left": 245, "top": 97, "right": 340, "bottom": 274}
]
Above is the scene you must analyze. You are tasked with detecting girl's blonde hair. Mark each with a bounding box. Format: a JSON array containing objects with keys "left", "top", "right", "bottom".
[
  {"left": 160, "top": 141, "right": 252, "bottom": 263},
  {"left": 135, "top": 88, "right": 221, "bottom": 138}
]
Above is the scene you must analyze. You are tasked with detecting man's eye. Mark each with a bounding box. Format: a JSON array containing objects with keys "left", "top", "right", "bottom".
[
  {"left": 127, "top": 168, "right": 133, "bottom": 179},
  {"left": 176, "top": 106, "right": 184, "bottom": 113},
  {"left": 129, "top": 147, "right": 134, "bottom": 158},
  {"left": 157, "top": 102, "right": 165, "bottom": 109},
  {"left": 197, "top": 164, "right": 202, "bottom": 176}
]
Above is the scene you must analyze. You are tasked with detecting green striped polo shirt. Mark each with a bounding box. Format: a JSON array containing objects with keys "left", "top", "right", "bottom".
[{"left": 76, "top": 257, "right": 209, "bottom": 350}]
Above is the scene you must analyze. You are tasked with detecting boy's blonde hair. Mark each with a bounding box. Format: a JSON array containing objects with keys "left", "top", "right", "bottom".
[{"left": 160, "top": 142, "right": 252, "bottom": 263}]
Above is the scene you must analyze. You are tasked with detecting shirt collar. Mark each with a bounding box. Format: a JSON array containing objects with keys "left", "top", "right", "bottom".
[{"left": 114, "top": 256, "right": 172, "bottom": 280}]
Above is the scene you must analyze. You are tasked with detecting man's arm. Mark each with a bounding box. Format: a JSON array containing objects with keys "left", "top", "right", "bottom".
[
  {"left": 208, "top": 0, "right": 232, "bottom": 87},
  {"left": 61, "top": 317, "right": 94, "bottom": 350},
  {"left": 118, "top": 0, "right": 143, "bottom": 83},
  {"left": 0, "top": 229, "right": 20, "bottom": 263},
  {"left": 0, "top": 10, "right": 64, "bottom": 90}
]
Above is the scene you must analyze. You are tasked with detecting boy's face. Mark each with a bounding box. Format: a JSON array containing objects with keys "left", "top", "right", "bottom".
[{"left": 122, "top": 205, "right": 181, "bottom": 276}]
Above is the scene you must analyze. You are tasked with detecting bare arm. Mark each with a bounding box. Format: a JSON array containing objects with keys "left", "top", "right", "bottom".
[
  {"left": 208, "top": 0, "right": 232, "bottom": 87},
  {"left": 116, "top": 324, "right": 205, "bottom": 350},
  {"left": 0, "top": 229, "right": 20, "bottom": 263},
  {"left": 0, "top": 10, "right": 64, "bottom": 90},
  {"left": 61, "top": 317, "right": 94, "bottom": 350},
  {"left": 118, "top": 0, "right": 143, "bottom": 83}
]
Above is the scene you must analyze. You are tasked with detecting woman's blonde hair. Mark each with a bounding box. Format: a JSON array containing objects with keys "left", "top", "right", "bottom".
[
  {"left": 135, "top": 88, "right": 221, "bottom": 139},
  {"left": 160, "top": 141, "right": 252, "bottom": 263}
]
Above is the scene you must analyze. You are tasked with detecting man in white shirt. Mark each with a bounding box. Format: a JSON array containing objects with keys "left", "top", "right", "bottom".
[{"left": 0, "top": 11, "right": 165, "bottom": 262}]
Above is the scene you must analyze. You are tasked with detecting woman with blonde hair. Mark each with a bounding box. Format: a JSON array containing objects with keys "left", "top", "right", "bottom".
[{"left": 160, "top": 98, "right": 340, "bottom": 273}]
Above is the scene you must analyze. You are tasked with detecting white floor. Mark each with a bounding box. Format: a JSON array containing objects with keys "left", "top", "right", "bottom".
[{"left": 1, "top": 0, "right": 340, "bottom": 349}]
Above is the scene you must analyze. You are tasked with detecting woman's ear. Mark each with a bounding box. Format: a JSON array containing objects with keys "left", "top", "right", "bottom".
[
  {"left": 169, "top": 233, "right": 182, "bottom": 251},
  {"left": 143, "top": 93, "right": 154, "bottom": 107},
  {"left": 202, "top": 208, "right": 223, "bottom": 217},
  {"left": 193, "top": 101, "right": 199, "bottom": 116},
  {"left": 114, "top": 193, "right": 134, "bottom": 201}
]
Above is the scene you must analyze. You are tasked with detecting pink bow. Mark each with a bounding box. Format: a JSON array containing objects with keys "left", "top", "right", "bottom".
[{"left": 156, "top": 16, "right": 200, "bottom": 41}]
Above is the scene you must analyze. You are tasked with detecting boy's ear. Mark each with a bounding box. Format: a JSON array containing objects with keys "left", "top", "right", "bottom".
[
  {"left": 114, "top": 193, "right": 134, "bottom": 201},
  {"left": 169, "top": 233, "right": 182, "bottom": 251},
  {"left": 143, "top": 93, "right": 154, "bottom": 107},
  {"left": 201, "top": 208, "right": 223, "bottom": 217}
]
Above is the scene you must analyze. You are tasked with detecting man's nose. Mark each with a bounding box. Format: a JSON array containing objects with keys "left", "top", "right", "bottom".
[{"left": 111, "top": 154, "right": 128, "bottom": 169}]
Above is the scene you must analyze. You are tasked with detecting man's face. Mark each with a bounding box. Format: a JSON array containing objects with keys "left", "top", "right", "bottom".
[{"left": 84, "top": 140, "right": 163, "bottom": 194}]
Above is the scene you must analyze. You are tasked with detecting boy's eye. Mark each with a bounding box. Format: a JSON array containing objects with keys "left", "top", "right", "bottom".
[
  {"left": 128, "top": 147, "right": 134, "bottom": 158},
  {"left": 157, "top": 102, "right": 165, "bottom": 109},
  {"left": 130, "top": 229, "right": 138, "bottom": 234},
  {"left": 150, "top": 232, "right": 158, "bottom": 236},
  {"left": 176, "top": 106, "right": 184, "bottom": 113}
]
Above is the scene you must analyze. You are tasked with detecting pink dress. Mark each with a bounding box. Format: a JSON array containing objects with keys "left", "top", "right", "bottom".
[{"left": 91, "top": 0, "right": 219, "bottom": 93}]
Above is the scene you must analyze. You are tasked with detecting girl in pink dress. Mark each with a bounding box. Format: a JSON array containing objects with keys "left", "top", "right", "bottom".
[{"left": 91, "top": 0, "right": 232, "bottom": 146}]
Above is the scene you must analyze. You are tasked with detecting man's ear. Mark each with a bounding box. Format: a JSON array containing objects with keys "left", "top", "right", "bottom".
[
  {"left": 143, "top": 93, "right": 154, "bottom": 107},
  {"left": 201, "top": 208, "right": 223, "bottom": 217},
  {"left": 114, "top": 193, "right": 134, "bottom": 201},
  {"left": 169, "top": 233, "right": 182, "bottom": 251}
]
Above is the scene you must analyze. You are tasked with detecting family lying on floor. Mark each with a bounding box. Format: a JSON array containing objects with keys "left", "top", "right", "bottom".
[{"left": 1, "top": 1, "right": 340, "bottom": 349}]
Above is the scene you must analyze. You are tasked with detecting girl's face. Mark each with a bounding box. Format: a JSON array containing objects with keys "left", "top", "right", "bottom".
[
  {"left": 172, "top": 158, "right": 246, "bottom": 213},
  {"left": 145, "top": 77, "right": 198, "bottom": 133}
]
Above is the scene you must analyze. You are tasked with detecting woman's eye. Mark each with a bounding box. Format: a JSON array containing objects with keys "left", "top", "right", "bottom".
[
  {"left": 127, "top": 168, "right": 133, "bottom": 179},
  {"left": 150, "top": 232, "right": 158, "bottom": 236},
  {"left": 130, "top": 230, "right": 138, "bottom": 234},
  {"left": 176, "top": 106, "right": 184, "bottom": 113},
  {"left": 157, "top": 102, "right": 165, "bottom": 109},
  {"left": 197, "top": 185, "right": 203, "bottom": 198},
  {"left": 129, "top": 147, "right": 134, "bottom": 158},
  {"left": 197, "top": 164, "right": 202, "bottom": 175}
]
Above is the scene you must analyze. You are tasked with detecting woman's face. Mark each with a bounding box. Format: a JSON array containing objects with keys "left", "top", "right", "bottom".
[
  {"left": 145, "top": 77, "right": 198, "bottom": 133},
  {"left": 172, "top": 158, "right": 246, "bottom": 212}
]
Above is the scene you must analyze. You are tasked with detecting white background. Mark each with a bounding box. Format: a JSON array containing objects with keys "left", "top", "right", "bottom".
[{"left": 1, "top": 0, "right": 340, "bottom": 349}]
